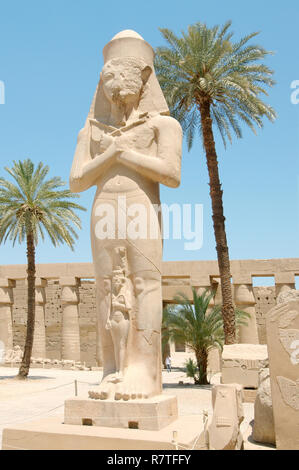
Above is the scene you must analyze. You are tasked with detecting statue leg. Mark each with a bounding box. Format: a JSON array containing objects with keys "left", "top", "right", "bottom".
[
  {"left": 114, "top": 269, "right": 163, "bottom": 401},
  {"left": 113, "top": 192, "right": 163, "bottom": 401},
  {"left": 90, "top": 277, "right": 117, "bottom": 400}
]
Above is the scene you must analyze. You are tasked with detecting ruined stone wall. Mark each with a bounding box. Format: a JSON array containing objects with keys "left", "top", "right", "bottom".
[
  {"left": 10, "top": 281, "right": 275, "bottom": 365},
  {"left": 11, "top": 280, "right": 97, "bottom": 365}
]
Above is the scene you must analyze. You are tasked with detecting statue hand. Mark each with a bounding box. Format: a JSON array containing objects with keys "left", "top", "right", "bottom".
[
  {"left": 114, "top": 136, "right": 127, "bottom": 156},
  {"left": 100, "top": 133, "right": 114, "bottom": 152},
  {"left": 94, "top": 138, "right": 120, "bottom": 161}
]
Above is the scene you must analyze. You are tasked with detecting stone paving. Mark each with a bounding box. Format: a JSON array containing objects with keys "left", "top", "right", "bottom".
[{"left": 0, "top": 366, "right": 273, "bottom": 450}]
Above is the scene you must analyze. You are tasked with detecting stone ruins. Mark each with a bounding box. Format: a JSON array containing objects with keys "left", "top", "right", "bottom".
[
  {"left": 0, "top": 258, "right": 297, "bottom": 367},
  {"left": 266, "top": 297, "right": 299, "bottom": 450},
  {"left": 0, "top": 28, "right": 298, "bottom": 451}
]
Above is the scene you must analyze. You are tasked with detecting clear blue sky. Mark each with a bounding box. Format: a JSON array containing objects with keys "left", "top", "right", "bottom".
[{"left": 0, "top": 0, "right": 298, "bottom": 268}]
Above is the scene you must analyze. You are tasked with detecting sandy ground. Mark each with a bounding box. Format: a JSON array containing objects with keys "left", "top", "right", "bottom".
[{"left": 0, "top": 366, "right": 273, "bottom": 450}]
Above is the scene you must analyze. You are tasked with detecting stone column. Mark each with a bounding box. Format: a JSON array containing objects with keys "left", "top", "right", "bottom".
[
  {"left": 211, "top": 279, "right": 222, "bottom": 306},
  {"left": 60, "top": 277, "right": 81, "bottom": 362},
  {"left": 32, "top": 278, "right": 47, "bottom": 359},
  {"left": 275, "top": 273, "right": 296, "bottom": 301},
  {"left": 0, "top": 278, "right": 15, "bottom": 352},
  {"left": 234, "top": 276, "right": 259, "bottom": 344},
  {"left": 207, "top": 279, "right": 222, "bottom": 374}
]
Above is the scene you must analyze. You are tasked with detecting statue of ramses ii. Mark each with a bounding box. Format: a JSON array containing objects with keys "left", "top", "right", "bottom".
[{"left": 70, "top": 30, "right": 182, "bottom": 401}]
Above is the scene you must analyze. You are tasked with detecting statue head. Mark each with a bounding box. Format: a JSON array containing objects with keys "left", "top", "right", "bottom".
[
  {"left": 112, "top": 269, "right": 126, "bottom": 294},
  {"left": 86, "top": 30, "right": 169, "bottom": 126},
  {"left": 101, "top": 57, "right": 151, "bottom": 108}
]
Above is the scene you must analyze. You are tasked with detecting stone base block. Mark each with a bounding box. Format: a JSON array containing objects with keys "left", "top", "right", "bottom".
[
  {"left": 2, "top": 415, "right": 208, "bottom": 450},
  {"left": 64, "top": 395, "right": 178, "bottom": 431},
  {"left": 221, "top": 344, "right": 268, "bottom": 389}
]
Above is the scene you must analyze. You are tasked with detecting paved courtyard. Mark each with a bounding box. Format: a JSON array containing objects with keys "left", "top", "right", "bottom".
[{"left": 0, "top": 366, "right": 272, "bottom": 450}]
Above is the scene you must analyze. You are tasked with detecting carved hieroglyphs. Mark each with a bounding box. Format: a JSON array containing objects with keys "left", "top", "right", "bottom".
[
  {"left": 208, "top": 384, "right": 244, "bottom": 450},
  {"left": 266, "top": 299, "right": 299, "bottom": 450},
  {"left": 221, "top": 344, "right": 268, "bottom": 389},
  {"left": 69, "top": 29, "right": 182, "bottom": 402}
]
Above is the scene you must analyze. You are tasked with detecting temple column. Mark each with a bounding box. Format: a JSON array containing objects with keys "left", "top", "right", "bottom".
[
  {"left": 207, "top": 278, "right": 222, "bottom": 374},
  {"left": 60, "top": 277, "right": 81, "bottom": 362},
  {"left": 32, "top": 278, "right": 47, "bottom": 359},
  {"left": 275, "top": 273, "right": 295, "bottom": 300},
  {"left": 0, "top": 278, "right": 15, "bottom": 352},
  {"left": 234, "top": 276, "right": 259, "bottom": 344}
]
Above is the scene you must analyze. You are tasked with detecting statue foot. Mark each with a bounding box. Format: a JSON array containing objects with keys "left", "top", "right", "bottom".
[
  {"left": 107, "top": 372, "right": 124, "bottom": 384},
  {"left": 114, "top": 366, "right": 158, "bottom": 401},
  {"left": 88, "top": 373, "right": 116, "bottom": 400}
]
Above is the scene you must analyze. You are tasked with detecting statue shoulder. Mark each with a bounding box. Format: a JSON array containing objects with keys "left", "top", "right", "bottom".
[{"left": 150, "top": 114, "right": 183, "bottom": 135}]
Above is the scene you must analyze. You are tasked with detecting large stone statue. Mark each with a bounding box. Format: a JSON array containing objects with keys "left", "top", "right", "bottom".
[{"left": 70, "top": 30, "right": 182, "bottom": 401}]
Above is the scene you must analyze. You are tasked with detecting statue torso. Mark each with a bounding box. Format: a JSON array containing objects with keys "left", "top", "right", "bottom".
[{"left": 91, "top": 114, "right": 159, "bottom": 198}]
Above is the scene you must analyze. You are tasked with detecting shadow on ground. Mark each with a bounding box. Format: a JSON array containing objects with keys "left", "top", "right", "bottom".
[
  {"left": 0, "top": 375, "right": 55, "bottom": 381},
  {"left": 163, "top": 383, "right": 212, "bottom": 390}
]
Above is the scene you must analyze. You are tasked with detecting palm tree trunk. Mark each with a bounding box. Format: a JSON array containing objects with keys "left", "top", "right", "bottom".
[
  {"left": 199, "top": 99, "right": 236, "bottom": 344},
  {"left": 18, "top": 231, "right": 36, "bottom": 379},
  {"left": 196, "top": 348, "right": 209, "bottom": 385}
]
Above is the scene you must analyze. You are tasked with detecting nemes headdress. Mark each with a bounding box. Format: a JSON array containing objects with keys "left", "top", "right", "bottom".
[{"left": 87, "top": 30, "right": 169, "bottom": 124}]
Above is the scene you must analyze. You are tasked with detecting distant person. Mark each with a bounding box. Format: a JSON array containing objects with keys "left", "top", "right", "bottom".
[{"left": 165, "top": 355, "right": 172, "bottom": 373}]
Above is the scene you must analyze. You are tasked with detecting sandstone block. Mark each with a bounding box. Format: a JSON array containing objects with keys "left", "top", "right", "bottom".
[
  {"left": 253, "top": 368, "right": 275, "bottom": 445},
  {"left": 221, "top": 344, "right": 268, "bottom": 389}
]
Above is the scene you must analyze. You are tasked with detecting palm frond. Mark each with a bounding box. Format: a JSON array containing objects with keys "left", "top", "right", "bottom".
[
  {"left": 0, "top": 159, "right": 86, "bottom": 250},
  {"left": 155, "top": 21, "right": 276, "bottom": 150}
]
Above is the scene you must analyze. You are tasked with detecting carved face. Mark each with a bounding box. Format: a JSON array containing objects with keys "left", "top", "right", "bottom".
[
  {"left": 112, "top": 274, "right": 125, "bottom": 294},
  {"left": 101, "top": 57, "right": 150, "bottom": 106}
]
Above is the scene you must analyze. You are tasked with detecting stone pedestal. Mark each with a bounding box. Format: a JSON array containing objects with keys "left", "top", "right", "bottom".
[
  {"left": 266, "top": 300, "right": 299, "bottom": 450},
  {"left": 221, "top": 344, "right": 268, "bottom": 389},
  {"left": 31, "top": 278, "right": 47, "bottom": 359},
  {"left": 64, "top": 395, "right": 178, "bottom": 431},
  {"left": 0, "top": 279, "right": 15, "bottom": 353},
  {"left": 60, "top": 277, "right": 81, "bottom": 362},
  {"left": 2, "top": 414, "right": 208, "bottom": 450}
]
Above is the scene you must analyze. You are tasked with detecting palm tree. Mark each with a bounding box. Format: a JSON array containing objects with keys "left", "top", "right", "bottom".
[
  {"left": 155, "top": 21, "right": 276, "bottom": 344},
  {"left": 163, "top": 289, "right": 249, "bottom": 384},
  {"left": 0, "top": 159, "right": 86, "bottom": 379}
]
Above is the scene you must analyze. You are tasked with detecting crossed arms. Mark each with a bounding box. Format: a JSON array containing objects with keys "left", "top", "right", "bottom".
[{"left": 69, "top": 115, "right": 182, "bottom": 193}]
